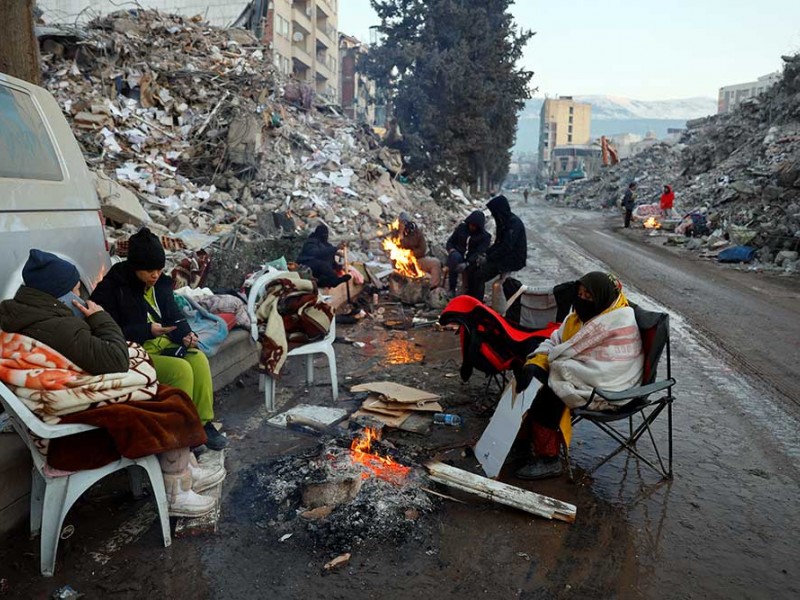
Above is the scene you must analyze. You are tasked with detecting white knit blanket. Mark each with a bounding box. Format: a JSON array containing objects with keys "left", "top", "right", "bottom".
[{"left": 538, "top": 307, "right": 644, "bottom": 409}]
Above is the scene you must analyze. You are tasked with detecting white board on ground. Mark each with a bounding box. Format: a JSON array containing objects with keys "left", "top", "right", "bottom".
[
  {"left": 475, "top": 378, "right": 541, "bottom": 478},
  {"left": 267, "top": 404, "right": 349, "bottom": 429}
]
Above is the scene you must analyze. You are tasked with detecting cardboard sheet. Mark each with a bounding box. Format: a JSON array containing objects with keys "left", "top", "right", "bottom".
[
  {"left": 352, "top": 408, "right": 411, "bottom": 429},
  {"left": 474, "top": 379, "right": 542, "bottom": 478},
  {"left": 363, "top": 396, "right": 443, "bottom": 414},
  {"left": 350, "top": 381, "right": 439, "bottom": 404}
]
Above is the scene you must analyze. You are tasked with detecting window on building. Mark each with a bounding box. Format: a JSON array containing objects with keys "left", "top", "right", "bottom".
[
  {"left": 276, "top": 15, "right": 290, "bottom": 39},
  {"left": 568, "top": 134, "right": 573, "bottom": 143},
  {"left": 568, "top": 115, "right": 573, "bottom": 124},
  {"left": 569, "top": 106, "right": 574, "bottom": 115},
  {"left": 568, "top": 125, "right": 573, "bottom": 133}
]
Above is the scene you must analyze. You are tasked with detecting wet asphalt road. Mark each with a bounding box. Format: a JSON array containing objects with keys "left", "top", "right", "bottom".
[{"left": 514, "top": 194, "right": 800, "bottom": 598}]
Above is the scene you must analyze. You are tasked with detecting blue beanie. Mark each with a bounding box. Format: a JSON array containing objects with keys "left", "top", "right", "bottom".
[{"left": 22, "top": 250, "right": 81, "bottom": 298}]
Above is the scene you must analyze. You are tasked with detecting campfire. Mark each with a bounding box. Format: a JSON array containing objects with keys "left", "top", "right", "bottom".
[
  {"left": 643, "top": 217, "right": 662, "bottom": 229},
  {"left": 383, "top": 220, "right": 425, "bottom": 278},
  {"left": 350, "top": 427, "right": 411, "bottom": 484}
]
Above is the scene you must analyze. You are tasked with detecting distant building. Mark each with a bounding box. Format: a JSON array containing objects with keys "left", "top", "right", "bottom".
[
  {"left": 537, "top": 97, "right": 591, "bottom": 182},
  {"left": 550, "top": 145, "right": 602, "bottom": 182},
  {"left": 718, "top": 72, "right": 780, "bottom": 114},
  {"left": 339, "top": 34, "right": 378, "bottom": 124}
]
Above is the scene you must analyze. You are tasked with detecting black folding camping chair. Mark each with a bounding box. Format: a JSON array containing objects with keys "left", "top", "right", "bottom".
[{"left": 570, "top": 305, "right": 676, "bottom": 479}]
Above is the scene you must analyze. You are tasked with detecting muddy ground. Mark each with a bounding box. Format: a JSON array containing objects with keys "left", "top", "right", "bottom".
[{"left": 1, "top": 194, "right": 798, "bottom": 599}]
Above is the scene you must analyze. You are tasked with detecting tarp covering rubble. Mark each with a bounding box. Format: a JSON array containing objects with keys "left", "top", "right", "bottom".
[
  {"left": 38, "top": 9, "right": 478, "bottom": 278},
  {"left": 565, "top": 53, "right": 800, "bottom": 274}
]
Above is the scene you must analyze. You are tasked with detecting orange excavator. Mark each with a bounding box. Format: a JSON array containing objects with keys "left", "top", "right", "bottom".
[{"left": 600, "top": 136, "right": 619, "bottom": 166}]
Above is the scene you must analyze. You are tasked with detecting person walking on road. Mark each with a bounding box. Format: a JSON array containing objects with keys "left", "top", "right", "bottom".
[
  {"left": 621, "top": 182, "right": 637, "bottom": 228},
  {"left": 523, "top": 188, "right": 530, "bottom": 203}
]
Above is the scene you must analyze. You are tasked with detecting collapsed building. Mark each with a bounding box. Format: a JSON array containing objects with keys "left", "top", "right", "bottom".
[
  {"left": 566, "top": 54, "right": 800, "bottom": 274},
  {"left": 36, "top": 10, "right": 477, "bottom": 288}
]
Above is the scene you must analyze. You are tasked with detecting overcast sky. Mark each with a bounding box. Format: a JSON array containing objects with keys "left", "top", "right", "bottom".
[{"left": 339, "top": 0, "right": 800, "bottom": 100}]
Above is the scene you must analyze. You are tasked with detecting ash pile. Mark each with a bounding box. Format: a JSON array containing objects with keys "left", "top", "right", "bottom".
[
  {"left": 566, "top": 53, "right": 800, "bottom": 274},
  {"left": 236, "top": 436, "right": 435, "bottom": 552},
  {"left": 38, "top": 9, "right": 477, "bottom": 286}
]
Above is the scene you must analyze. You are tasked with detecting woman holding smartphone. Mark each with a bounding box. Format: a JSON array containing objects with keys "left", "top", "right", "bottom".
[{"left": 91, "top": 228, "right": 227, "bottom": 450}]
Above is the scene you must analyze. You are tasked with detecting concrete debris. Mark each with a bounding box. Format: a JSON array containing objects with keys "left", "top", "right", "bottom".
[
  {"left": 564, "top": 53, "right": 800, "bottom": 272},
  {"left": 39, "top": 9, "right": 478, "bottom": 287}
]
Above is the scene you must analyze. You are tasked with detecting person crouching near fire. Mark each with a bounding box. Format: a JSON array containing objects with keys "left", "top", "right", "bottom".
[
  {"left": 398, "top": 212, "right": 443, "bottom": 288},
  {"left": 513, "top": 272, "right": 644, "bottom": 479},
  {"left": 0, "top": 250, "right": 224, "bottom": 516}
]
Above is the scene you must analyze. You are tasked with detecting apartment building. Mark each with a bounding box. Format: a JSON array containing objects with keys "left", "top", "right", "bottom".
[
  {"left": 718, "top": 72, "right": 780, "bottom": 114},
  {"left": 537, "top": 97, "right": 591, "bottom": 180},
  {"left": 268, "top": 0, "right": 339, "bottom": 101},
  {"left": 339, "top": 34, "right": 378, "bottom": 124}
]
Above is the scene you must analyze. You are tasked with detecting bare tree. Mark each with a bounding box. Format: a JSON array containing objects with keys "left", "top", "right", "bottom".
[{"left": 0, "top": 0, "right": 41, "bottom": 85}]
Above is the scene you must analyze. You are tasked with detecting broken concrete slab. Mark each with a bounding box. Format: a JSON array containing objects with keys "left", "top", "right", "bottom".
[{"left": 93, "top": 171, "right": 150, "bottom": 226}]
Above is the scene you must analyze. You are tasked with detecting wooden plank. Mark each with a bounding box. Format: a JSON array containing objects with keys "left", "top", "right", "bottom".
[
  {"left": 350, "top": 382, "right": 439, "bottom": 404},
  {"left": 426, "top": 461, "right": 576, "bottom": 523},
  {"left": 474, "top": 379, "right": 541, "bottom": 478}
]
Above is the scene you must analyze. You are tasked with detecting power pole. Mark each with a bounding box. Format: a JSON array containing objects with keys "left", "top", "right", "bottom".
[{"left": 0, "top": 0, "right": 41, "bottom": 85}]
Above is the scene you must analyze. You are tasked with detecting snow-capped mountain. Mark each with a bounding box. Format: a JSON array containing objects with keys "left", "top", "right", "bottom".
[
  {"left": 514, "top": 95, "right": 717, "bottom": 154},
  {"left": 519, "top": 95, "right": 716, "bottom": 121}
]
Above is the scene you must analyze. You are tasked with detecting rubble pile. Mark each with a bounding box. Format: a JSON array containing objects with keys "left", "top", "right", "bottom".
[
  {"left": 39, "top": 10, "right": 474, "bottom": 284},
  {"left": 566, "top": 53, "right": 800, "bottom": 274}
]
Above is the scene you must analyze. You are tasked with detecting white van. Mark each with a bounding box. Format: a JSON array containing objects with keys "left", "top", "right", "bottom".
[
  {"left": 1, "top": 72, "right": 109, "bottom": 535},
  {"left": 0, "top": 71, "right": 109, "bottom": 298}
]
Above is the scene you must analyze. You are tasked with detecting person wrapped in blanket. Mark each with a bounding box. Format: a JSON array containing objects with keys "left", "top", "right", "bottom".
[
  {"left": 514, "top": 272, "right": 644, "bottom": 480},
  {"left": 0, "top": 250, "right": 224, "bottom": 517},
  {"left": 297, "top": 224, "right": 352, "bottom": 288},
  {"left": 90, "top": 228, "right": 227, "bottom": 450}
]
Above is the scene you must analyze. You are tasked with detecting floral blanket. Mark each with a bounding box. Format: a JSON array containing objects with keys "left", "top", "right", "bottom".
[{"left": 0, "top": 332, "right": 205, "bottom": 469}]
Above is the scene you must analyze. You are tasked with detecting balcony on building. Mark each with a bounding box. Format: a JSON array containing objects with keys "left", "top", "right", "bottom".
[
  {"left": 291, "top": 22, "right": 313, "bottom": 68},
  {"left": 292, "top": 58, "right": 311, "bottom": 83},
  {"left": 315, "top": 1, "right": 337, "bottom": 47},
  {"left": 292, "top": 0, "right": 313, "bottom": 32}
]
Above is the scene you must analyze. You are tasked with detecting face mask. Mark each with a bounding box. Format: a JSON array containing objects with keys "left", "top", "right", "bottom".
[
  {"left": 57, "top": 291, "right": 86, "bottom": 319},
  {"left": 573, "top": 297, "right": 599, "bottom": 323}
]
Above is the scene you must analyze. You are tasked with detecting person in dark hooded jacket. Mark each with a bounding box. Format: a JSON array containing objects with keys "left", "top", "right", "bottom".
[
  {"left": 297, "top": 224, "right": 351, "bottom": 288},
  {"left": 467, "top": 195, "right": 527, "bottom": 301},
  {"left": 445, "top": 211, "right": 492, "bottom": 295}
]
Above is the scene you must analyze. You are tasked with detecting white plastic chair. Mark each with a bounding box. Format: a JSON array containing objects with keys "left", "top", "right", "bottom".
[
  {"left": 0, "top": 382, "right": 171, "bottom": 577},
  {"left": 246, "top": 268, "right": 339, "bottom": 412}
]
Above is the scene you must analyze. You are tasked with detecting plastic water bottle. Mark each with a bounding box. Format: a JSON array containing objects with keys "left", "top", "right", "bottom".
[{"left": 433, "top": 413, "right": 463, "bottom": 427}]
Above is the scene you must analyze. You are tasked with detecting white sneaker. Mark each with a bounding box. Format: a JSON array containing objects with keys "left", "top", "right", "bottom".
[
  {"left": 164, "top": 471, "right": 216, "bottom": 518},
  {"left": 189, "top": 461, "right": 226, "bottom": 493}
]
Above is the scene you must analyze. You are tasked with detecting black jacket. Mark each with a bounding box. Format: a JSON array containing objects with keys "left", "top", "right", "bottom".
[
  {"left": 298, "top": 226, "right": 338, "bottom": 266},
  {"left": 90, "top": 262, "right": 189, "bottom": 346},
  {"left": 0, "top": 286, "right": 129, "bottom": 375},
  {"left": 446, "top": 211, "right": 492, "bottom": 264},
  {"left": 486, "top": 195, "right": 527, "bottom": 272},
  {"left": 622, "top": 188, "right": 636, "bottom": 210}
]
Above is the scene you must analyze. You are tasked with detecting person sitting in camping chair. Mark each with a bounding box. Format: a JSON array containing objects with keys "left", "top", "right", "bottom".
[{"left": 514, "top": 272, "right": 644, "bottom": 479}]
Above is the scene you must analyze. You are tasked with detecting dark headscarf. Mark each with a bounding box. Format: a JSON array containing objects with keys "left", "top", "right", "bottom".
[
  {"left": 465, "top": 210, "right": 486, "bottom": 230},
  {"left": 574, "top": 271, "right": 622, "bottom": 322},
  {"left": 310, "top": 224, "right": 329, "bottom": 243}
]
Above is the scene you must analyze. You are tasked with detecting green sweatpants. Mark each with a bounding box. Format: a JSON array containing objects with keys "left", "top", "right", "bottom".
[{"left": 145, "top": 341, "right": 215, "bottom": 424}]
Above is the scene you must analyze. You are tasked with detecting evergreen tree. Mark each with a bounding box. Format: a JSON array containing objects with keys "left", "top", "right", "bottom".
[{"left": 365, "top": 0, "right": 533, "bottom": 191}]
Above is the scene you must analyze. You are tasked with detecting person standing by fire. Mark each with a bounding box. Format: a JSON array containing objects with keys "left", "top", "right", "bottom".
[
  {"left": 621, "top": 182, "right": 637, "bottom": 228},
  {"left": 660, "top": 184, "right": 675, "bottom": 218},
  {"left": 398, "top": 212, "right": 443, "bottom": 288},
  {"left": 467, "top": 195, "right": 527, "bottom": 301},
  {"left": 445, "top": 211, "right": 492, "bottom": 296}
]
